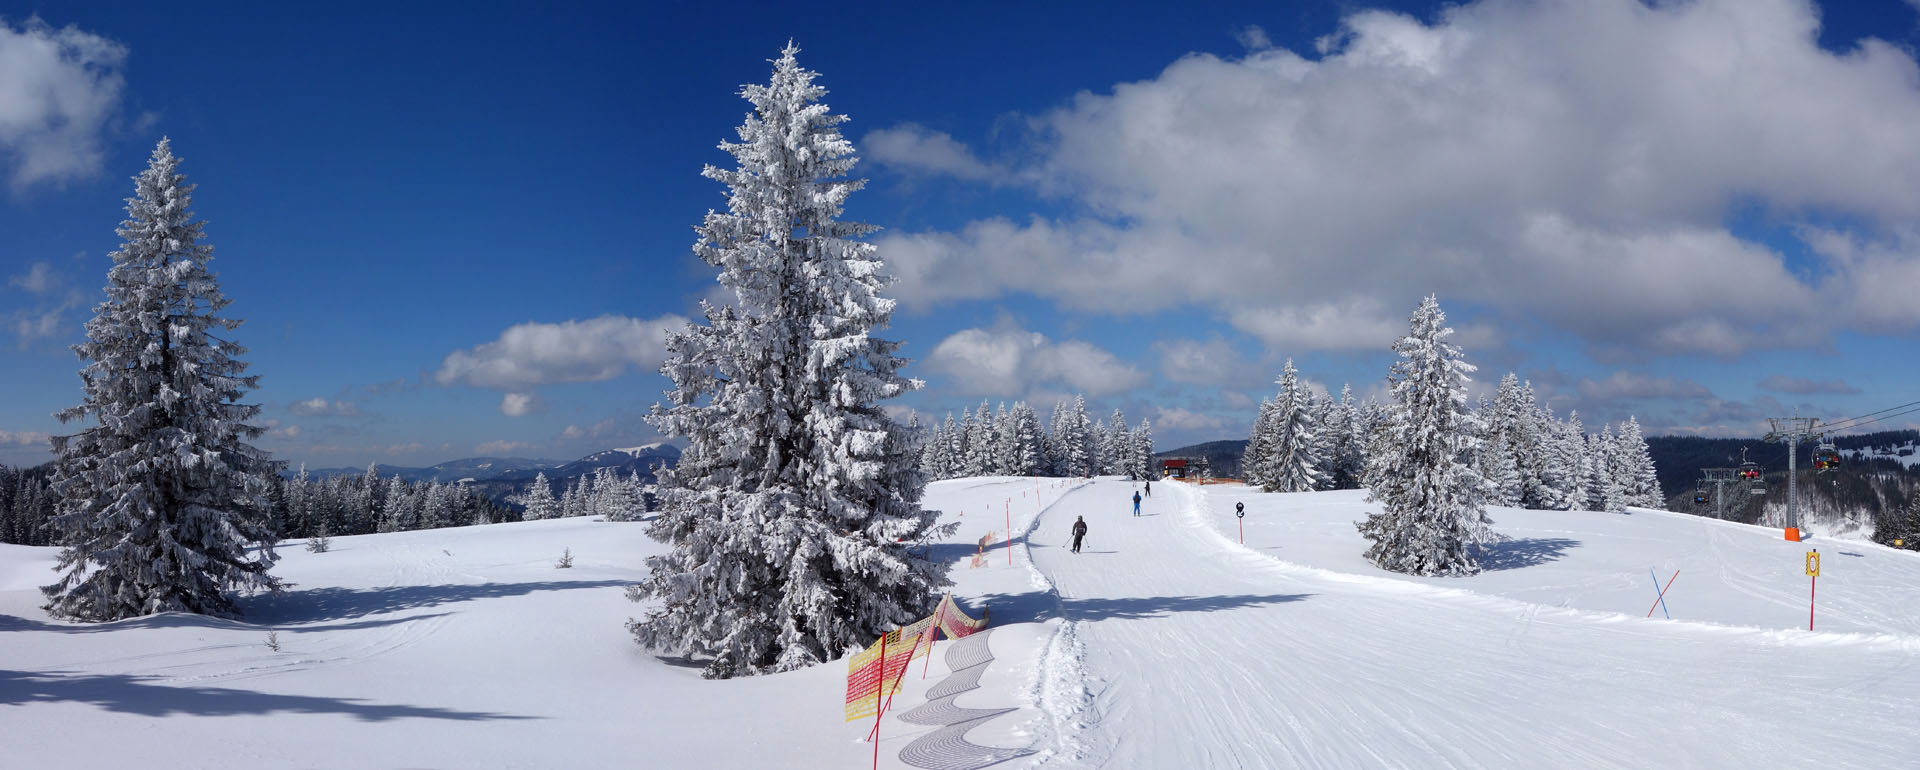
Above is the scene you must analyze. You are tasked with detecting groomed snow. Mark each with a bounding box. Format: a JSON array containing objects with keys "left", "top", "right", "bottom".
[{"left": 5, "top": 477, "right": 1918, "bottom": 768}]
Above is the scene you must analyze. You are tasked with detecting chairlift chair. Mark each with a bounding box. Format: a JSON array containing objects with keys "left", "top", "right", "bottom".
[{"left": 1813, "top": 441, "right": 1840, "bottom": 473}]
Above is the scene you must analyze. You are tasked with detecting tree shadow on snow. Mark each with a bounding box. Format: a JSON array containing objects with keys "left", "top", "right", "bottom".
[
  {"left": 1476, "top": 537, "right": 1581, "bottom": 571},
  {"left": 1059, "top": 593, "right": 1312, "bottom": 623},
  {"left": 242, "top": 579, "right": 630, "bottom": 624},
  {"left": 0, "top": 610, "right": 453, "bottom": 635},
  {"left": 921, "top": 533, "right": 1038, "bottom": 569},
  {"left": 960, "top": 591, "right": 1312, "bottom": 626},
  {"left": 0, "top": 669, "right": 541, "bottom": 722}
]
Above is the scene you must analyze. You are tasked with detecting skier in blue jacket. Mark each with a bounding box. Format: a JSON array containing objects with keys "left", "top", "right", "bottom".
[{"left": 1132, "top": 491, "right": 1142, "bottom": 516}]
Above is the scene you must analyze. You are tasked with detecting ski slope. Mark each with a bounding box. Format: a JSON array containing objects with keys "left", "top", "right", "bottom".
[
  {"left": 4, "top": 477, "right": 1919, "bottom": 769},
  {"left": 1001, "top": 480, "right": 1920, "bottom": 768}
]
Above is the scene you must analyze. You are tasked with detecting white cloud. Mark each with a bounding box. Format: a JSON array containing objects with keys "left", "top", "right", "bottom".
[
  {"left": 5, "top": 259, "right": 82, "bottom": 346},
  {"left": 10, "top": 304, "right": 68, "bottom": 346},
  {"left": 0, "top": 429, "right": 50, "bottom": 446},
  {"left": 500, "top": 392, "right": 544, "bottom": 417},
  {"left": 559, "top": 414, "right": 658, "bottom": 445},
  {"left": 864, "top": 124, "right": 1003, "bottom": 182},
  {"left": 0, "top": 18, "right": 128, "bottom": 191},
  {"left": 1226, "top": 298, "right": 1408, "bottom": 354},
  {"left": 8, "top": 261, "right": 54, "bottom": 293},
  {"left": 385, "top": 442, "right": 425, "bottom": 455},
  {"left": 435, "top": 314, "right": 688, "bottom": 391},
  {"left": 874, "top": 0, "right": 1920, "bottom": 357},
  {"left": 1153, "top": 337, "right": 1266, "bottom": 387},
  {"left": 1757, "top": 375, "right": 1860, "bottom": 395},
  {"left": 1575, "top": 371, "right": 1713, "bottom": 402},
  {"left": 1235, "top": 25, "right": 1273, "bottom": 52},
  {"left": 926, "top": 326, "right": 1146, "bottom": 397},
  {"left": 476, "top": 439, "right": 531, "bottom": 455},
  {"left": 288, "top": 397, "right": 361, "bottom": 417},
  {"left": 1150, "top": 405, "right": 1230, "bottom": 435}
]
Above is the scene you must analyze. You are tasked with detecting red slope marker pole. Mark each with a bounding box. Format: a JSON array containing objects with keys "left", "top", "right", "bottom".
[
  {"left": 1809, "top": 573, "right": 1817, "bottom": 631},
  {"left": 923, "top": 603, "right": 944, "bottom": 680},
  {"left": 870, "top": 632, "right": 886, "bottom": 758}
]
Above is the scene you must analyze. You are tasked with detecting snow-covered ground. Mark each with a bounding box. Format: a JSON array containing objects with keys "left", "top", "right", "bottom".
[{"left": 5, "top": 477, "right": 1918, "bottom": 768}]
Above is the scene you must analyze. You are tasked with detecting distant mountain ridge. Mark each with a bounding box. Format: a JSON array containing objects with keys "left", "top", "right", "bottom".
[
  {"left": 291, "top": 443, "right": 684, "bottom": 508},
  {"left": 1155, "top": 440, "right": 1249, "bottom": 479},
  {"left": 293, "top": 457, "right": 565, "bottom": 484}
]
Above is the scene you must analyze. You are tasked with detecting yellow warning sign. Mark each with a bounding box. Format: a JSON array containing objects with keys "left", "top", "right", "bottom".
[{"left": 1804, "top": 550, "right": 1821, "bottom": 578}]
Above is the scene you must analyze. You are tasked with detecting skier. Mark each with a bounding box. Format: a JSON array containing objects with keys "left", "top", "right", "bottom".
[
  {"left": 1132, "top": 490, "right": 1142, "bottom": 517},
  {"left": 1145, "top": 479, "right": 1152, "bottom": 497},
  {"left": 1071, "top": 516, "right": 1088, "bottom": 554}
]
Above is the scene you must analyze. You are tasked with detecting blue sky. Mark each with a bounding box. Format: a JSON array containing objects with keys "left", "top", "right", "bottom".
[{"left": 4, "top": 0, "right": 1920, "bottom": 469}]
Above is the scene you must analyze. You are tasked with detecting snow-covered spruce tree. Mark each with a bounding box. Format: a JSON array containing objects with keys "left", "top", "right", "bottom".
[
  {"left": 961, "top": 405, "right": 993, "bottom": 477},
  {"left": 1101, "top": 411, "right": 1129, "bottom": 475},
  {"left": 1005, "top": 402, "right": 1042, "bottom": 476},
  {"left": 1550, "top": 410, "right": 1588, "bottom": 510},
  {"left": 1617, "top": 416, "right": 1662, "bottom": 508},
  {"left": 519, "top": 472, "right": 560, "bottom": 520},
  {"left": 1589, "top": 426, "right": 1627, "bottom": 513},
  {"left": 627, "top": 45, "right": 950, "bottom": 679},
  {"left": 43, "top": 139, "right": 281, "bottom": 621},
  {"left": 1056, "top": 395, "right": 1096, "bottom": 476},
  {"left": 1128, "top": 416, "right": 1144, "bottom": 476},
  {"left": 1356, "top": 296, "right": 1493, "bottom": 577},
  {"left": 1873, "top": 494, "right": 1920, "bottom": 550},
  {"left": 1258, "top": 360, "right": 1326, "bottom": 493},
  {"left": 936, "top": 413, "right": 958, "bottom": 479},
  {"left": 378, "top": 475, "right": 412, "bottom": 533},
  {"left": 1326, "top": 384, "right": 1367, "bottom": 490},
  {"left": 1242, "top": 397, "right": 1277, "bottom": 488}
]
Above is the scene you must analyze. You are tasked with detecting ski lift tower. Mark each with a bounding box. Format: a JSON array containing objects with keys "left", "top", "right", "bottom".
[
  {"left": 1763, "top": 417, "right": 1821, "bottom": 532},
  {"left": 1699, "top": 467, "right": 1739, "bottom": 520}
]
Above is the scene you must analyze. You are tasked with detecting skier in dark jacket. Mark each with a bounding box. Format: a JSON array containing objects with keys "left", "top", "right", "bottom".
[
  {"left": 1071, "top": 516, "right": 1088, "bottom": 553},
  {"left": 1145, "top": 479, "right": 1152, "bottom": 497},
  {"left": 1132, "top": 491, "right": 1142, "bottom": 516}
]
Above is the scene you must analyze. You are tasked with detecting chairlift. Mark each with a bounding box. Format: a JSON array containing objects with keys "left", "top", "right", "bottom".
[
  {"left": 1813, "top": 440, "right": 1840, "bottom": 473},
  {"left": 1692, "top": 482, "right": 1709, "bottom": 506}
]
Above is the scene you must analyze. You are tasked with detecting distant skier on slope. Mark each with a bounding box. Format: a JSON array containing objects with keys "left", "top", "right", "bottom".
[
  {"left": 1071, "top": 516, "right": 1088, "bottom": 554},
  {"left": 1133, "top": 491, "right": 1142, "bottom": 517},
  {"left": 1145, "top": 479, "right": 1152, "bottom": 497}
]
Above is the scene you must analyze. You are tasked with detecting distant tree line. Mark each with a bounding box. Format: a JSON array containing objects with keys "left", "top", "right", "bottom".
[
  {"left": 1241, "top": 362, "right": 1663, "bottom": 514},
  {"left": 0, "top": 462, "right": 529, "bottom": 546},
  {"left": 509, "top": 468, "right": 651, "bottom": 522},
  {"left": 914, "top": 395, "right": 1155, "bottom": 481},
  {"left": 0, "top": 464, "right": 56, "bottom": 546}
]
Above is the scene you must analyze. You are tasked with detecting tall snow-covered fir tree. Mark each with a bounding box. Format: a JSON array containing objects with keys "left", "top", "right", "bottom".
[
  {"left": 1325, "top": 384, "right": 1367, "bottom": 490},
  {"left": 519, "top": 472, "right": 560, "bottom": 520},
  {"left": 1132, "top": 419, "right": 1154, "bottom": 480},
  {"left": 1588, "top": 426, "right": 1626, "bottom": 513},
  {"left": 1553, "top": 410, "right": 1590, "bottom": 511},
  {"left": 42, "top": 139, "right": 281, "bottom": 622},
  {"left": 1616, "top": 417, "right": 1663, "bottom": 508},
  {"left": 1356, "top": 296, "right": 1493, "bottom": 577},
  {"left": 1254, "top": 360, "right": 1326, "bottom": 493},
  {"left": 626, "top": 45, "right": 949, "bottom": 679},
  {"left": 1242, "top": 397, "right": 1279, "bottom": 489}
]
